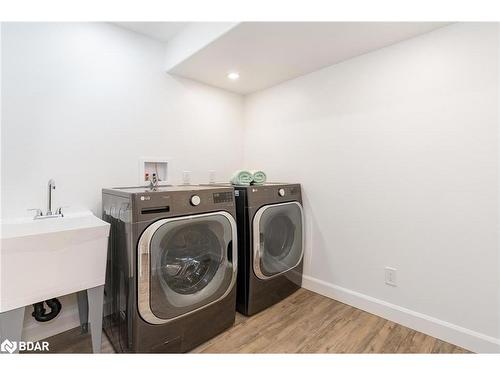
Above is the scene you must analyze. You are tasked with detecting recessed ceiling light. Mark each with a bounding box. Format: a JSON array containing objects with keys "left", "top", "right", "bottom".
[{"left": 227, "top": 72, "right": 240, "bottom": 81}]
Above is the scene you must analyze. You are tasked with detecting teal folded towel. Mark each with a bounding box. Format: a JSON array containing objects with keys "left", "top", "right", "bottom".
[
  {"left": 250, "top": 170, "right": 267, "bottom": 185},
  {"left": 230, "top": 170, "right": 253, "bottom": 186}
]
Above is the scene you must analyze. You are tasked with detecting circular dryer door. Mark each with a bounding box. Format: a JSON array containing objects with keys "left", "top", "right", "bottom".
[
  {"left": 137, "top": 212, "right": 237, "bottom": 324},
  {"left": 253, "top": 201, "right": 304, "bottom": 279}
]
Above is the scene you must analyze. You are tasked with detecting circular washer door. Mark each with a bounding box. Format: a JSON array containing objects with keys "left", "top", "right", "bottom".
[
  {"left": 253, "top": 201, "right": 304, "bottom": 279},
  {"left": 138, "top": 212, "right": 237, "bottom": 323}
]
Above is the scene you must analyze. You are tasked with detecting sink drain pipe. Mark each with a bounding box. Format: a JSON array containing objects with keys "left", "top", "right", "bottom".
[{"left": 32, "top": 298, "right": 62, "bottom": 322}]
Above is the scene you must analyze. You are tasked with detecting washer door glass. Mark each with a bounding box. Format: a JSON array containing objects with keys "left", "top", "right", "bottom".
[
  {"left": 148, "top": 214, "right": 235, "bottom": 320},
  {"left": 253, "top": 202, "right": 304, "bottom": 279}
]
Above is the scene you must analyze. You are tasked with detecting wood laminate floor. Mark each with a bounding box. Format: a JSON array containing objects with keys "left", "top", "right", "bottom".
[{"left": 37, "top": 289, "right": 470, "bottom": 354}]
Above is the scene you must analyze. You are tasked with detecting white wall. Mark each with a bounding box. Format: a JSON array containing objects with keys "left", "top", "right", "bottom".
[
  {"left": 244, "top": 23, "right": 499, "bottom": 352},
  {"left": 1, "top": 22, "right": 244, "bottom": 219},
  {"left": 1, "top": 22, "right": 244, "bottom": 339}
]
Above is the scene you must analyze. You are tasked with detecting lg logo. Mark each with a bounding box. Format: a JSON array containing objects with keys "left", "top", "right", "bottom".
[
  {"left": 0, "top": 339, "right": 49, "bottom": 353},
  {"left": 1, "top": 339, "right": 17, "bottom": 354}
]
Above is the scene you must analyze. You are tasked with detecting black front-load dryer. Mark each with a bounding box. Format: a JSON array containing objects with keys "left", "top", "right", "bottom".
[{"left": 232, "top": 183, "right": 304, "bottom": 316}]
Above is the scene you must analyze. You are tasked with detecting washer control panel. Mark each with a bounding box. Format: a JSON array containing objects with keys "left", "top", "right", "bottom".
[
  {"left": 278, "top": 188, "right": 286, "bottom": 197},
  {"left": 190, "top": 195, "right": 201, "bottom": 206},
  {"left": 213, "top": 191, "right": 233, "bottom": 204}
]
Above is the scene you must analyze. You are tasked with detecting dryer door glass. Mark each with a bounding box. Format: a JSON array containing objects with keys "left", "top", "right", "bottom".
[
  {"left": 143, "top": 212, "right": 236, "bottom": 321},
  {"left": 253, "top": 202, "right": 304, "bottom": 279}
]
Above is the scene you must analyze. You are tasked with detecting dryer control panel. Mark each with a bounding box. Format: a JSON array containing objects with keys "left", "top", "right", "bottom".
[{"left": 245, "top": 183, "right": 302, "bottom": 208}]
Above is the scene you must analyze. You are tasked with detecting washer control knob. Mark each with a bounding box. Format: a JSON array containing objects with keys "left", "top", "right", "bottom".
[
  {"left": 190, "top": 195, "right": 201, "bottom": 206},
  {"left": 278, "top": 188, "right": 286, "bottom": 197}
]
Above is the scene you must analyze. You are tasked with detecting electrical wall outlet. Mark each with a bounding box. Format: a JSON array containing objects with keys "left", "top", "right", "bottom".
[
  {"left": 208, "top": 170, "right": 216, "bottom": 184},
  {"left": 385, "top": 267, "right": 397, "bottom": 287},
  {"left": 182, "top": 171, "right": 192, "bottom": 185}
]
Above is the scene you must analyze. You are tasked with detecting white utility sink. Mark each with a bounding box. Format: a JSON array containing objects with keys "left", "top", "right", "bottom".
[{"left": 0, "top": 210, "right": 110, "bottom": 313}]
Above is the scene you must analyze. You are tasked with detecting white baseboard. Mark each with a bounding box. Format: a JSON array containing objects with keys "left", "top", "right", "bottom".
[{"left": 302, "top": 275, "right": 500, "bottom": 353}]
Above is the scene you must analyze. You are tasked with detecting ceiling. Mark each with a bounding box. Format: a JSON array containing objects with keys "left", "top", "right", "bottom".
[
  {"left": 113, "top": 22, "right": 188, "bottom": 42},
  {"left": 114, "top": 22, "right": 450, "bottom": 95},
  {"left": 169, "top": 22, "right": 449, "bottom": 94}
]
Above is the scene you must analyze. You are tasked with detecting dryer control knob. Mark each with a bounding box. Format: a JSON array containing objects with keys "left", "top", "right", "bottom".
[
  {"left": 278, "top": 188, "right": 286, "bottom": 197},
  {"left": 190, "top": 195, "right": 201, "bottom": 206}
]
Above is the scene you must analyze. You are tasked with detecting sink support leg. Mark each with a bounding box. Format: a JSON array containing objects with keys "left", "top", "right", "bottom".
[
  {"left": 76, "top": 290, "right": 89, "bottom": 334},
  {"left": 0, "top": 306, "right": 25, "bottom": 354},
  {"left": 87, "top": 285, "right": 104, "bottom": 354}
]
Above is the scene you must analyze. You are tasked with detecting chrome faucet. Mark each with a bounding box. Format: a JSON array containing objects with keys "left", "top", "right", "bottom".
[
  {"left": 146, "top": 173, "right": 159, "bottom": 191},
  {"left": 29, "top": 178, "right": 64, "bottom": 219},
  {"left": 47, "top": 178, "right": 56, "bottom": 215}
]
